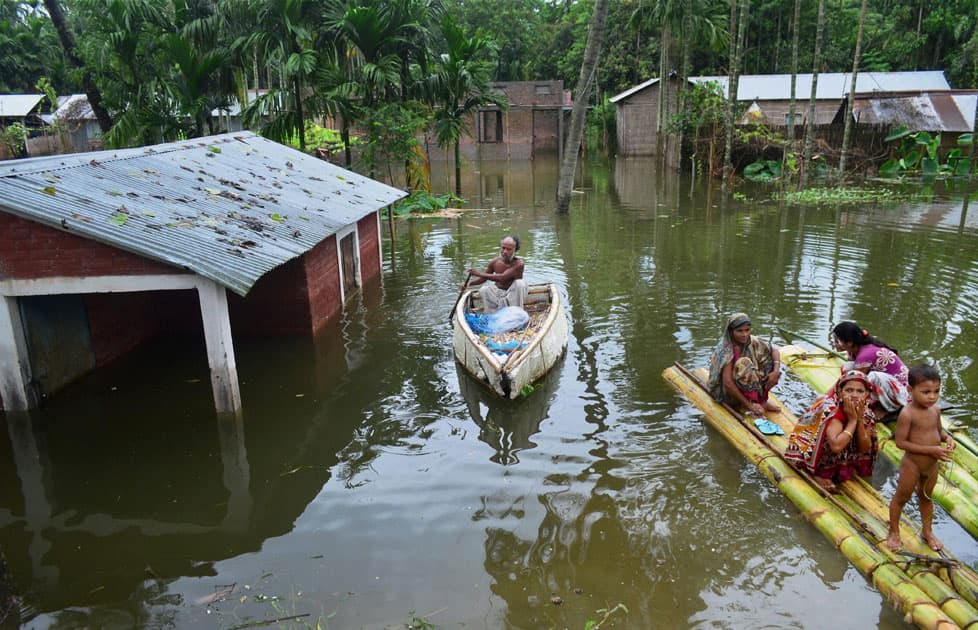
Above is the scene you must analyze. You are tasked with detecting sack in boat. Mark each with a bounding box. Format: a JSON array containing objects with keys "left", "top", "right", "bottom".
[{"left": 465, "top": 306, "right": 529, "bottom": 335}]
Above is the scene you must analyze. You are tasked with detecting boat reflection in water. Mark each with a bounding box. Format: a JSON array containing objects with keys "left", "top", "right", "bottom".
[{"left": 455, "top": 362, "right": 562, "bottom": 466}]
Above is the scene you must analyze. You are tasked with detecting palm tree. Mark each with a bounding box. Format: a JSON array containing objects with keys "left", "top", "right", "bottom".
[
  {"left": 838, "top": 0, "right": 868, "bottom": 180},
  {"left": 556, "top": 0, "right": 610, "bottom": 213},
  {"left": 237, "top": 0, "right": 323, "bottom": 150},
  {"left": 42, "top": 0, "right": 113, "bottom": 132},
  {"left": 721, "top": 0, "right": 748, "bottom": 195},
  {"left": 799, "top": 0, "right": 825, "bottom": 189},
  {"left": 781, "top": 0, "right": 801, "bottom": 192},
  {"left": 427, "top": 14, "right": 505, "bottom": 196}
]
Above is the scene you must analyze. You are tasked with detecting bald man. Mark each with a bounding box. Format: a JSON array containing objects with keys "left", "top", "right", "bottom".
[{"left": 464, "top": 235, "right": 527, "bottom": 313}]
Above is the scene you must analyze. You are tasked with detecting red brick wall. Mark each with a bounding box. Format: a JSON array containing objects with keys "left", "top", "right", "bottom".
[
  {"left": 358, "top": 213, "right": 381, "bottom": 282},
  {"left": 304, "top": 235, "right": 342, "bottom": 334},
  {"left": 0, "top": 212, "right": 182, "bottom": 279},
  {"left": 228, "top": 256, "right": 313, "bottom": 335},
  {"left": 85, "top": 291, "right": 201, "bottom": 367},
  {"left": 0, "top": 212, "right": 195, "bottom": 407}
]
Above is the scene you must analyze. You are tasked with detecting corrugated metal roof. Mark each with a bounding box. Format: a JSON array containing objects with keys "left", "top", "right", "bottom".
[
  {"left": 953, "top": 94, "right": 977, "bottom": 130},
  {"left": 695, "top": 71, "right": 950, "bottom": 101},
  {"left": 0, "top": 94, "right": 45, "bottom": 118},
  {"left": 611, "top": 71, "right": 951, "bottom": 103},
  {"left": 53, "top": 94, "right": 96, "bottom": 121},
  {"left": 0, "top": 132, "right": 406, "bottom": 296},
  {"left": 849, "top": 92, "right": 973, "bottom": 132},
  {"left": 609, "top": 78, "right": 660, "bottom": 103}
]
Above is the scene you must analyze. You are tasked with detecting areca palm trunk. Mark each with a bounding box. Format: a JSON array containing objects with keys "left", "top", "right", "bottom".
[
  {"left": 454, "top": 138, "right": 462, "bottom": 196},
  {"left": 721, "top": 0, "right": 738, "bottom": 191},
  {"left": 781, "top": 0, "right": 801, "bottom": 192},
  {"left": 42, "top": 0, "right": 113, "bottom": 133},
  {"left": 556, "top": 0, "right": 610, "bottom": 213},
  {"left": 800, "top": 0, "right": 825, "bottom": 189},
  {"left": 678, "top": 0, "right": 693, "bottom": 171},
  {"left": 656, "top": 24, "right": 670, "bottom": 158},
  {"left": 721, "top": 0, "right": 749, "bottom": 195},
  {"left": 838, "top": 0, "right": 868, "bottom": 179}
]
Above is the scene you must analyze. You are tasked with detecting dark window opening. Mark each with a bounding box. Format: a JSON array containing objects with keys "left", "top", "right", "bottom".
[{"left": 479, "top": 110, "right": 503, "bottom": 143}]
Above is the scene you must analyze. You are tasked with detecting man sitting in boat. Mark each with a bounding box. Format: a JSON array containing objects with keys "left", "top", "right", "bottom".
[{"left": 464, "top": 235, "right": 528, "bottom": 313}]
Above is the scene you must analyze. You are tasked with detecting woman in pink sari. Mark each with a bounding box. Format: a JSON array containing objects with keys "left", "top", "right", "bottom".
[{"left": 831, "top": 322, "right": 909, "bottom": 420}]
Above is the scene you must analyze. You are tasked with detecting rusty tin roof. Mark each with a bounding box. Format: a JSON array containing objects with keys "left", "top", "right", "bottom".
[{"left": 0, "top": 132, "right": 406, "bottom": 296}]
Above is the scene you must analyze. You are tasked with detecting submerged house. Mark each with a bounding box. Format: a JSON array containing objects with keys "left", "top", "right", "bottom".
[
  {"left": 454, "top": 81, "right": 573, "bottom": 160},
  {"left": 610, "top": 71, "right": 957, "bottom": 157},
  {"left": 0, "top": 131, "right": 405, "bottom": 414},
  {"left": 831, "top": 90, "right": 978, "bottom": 133}
]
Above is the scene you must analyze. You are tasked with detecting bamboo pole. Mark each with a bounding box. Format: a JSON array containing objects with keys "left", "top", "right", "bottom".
[
  {"left": 663, "top": 365, "right": 974, "bottom": 629},
  {"left": 694, "top": 363, "right": 978, "bottom": 616},
  {"left": 781, "top": 344, "right": 978, "bottom": 540},
  {"left": 692, "top": 364, "right": 978, "bottom": 612}
]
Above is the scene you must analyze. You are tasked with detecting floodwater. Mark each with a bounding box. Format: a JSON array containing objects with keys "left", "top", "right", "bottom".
[{"left": 2, "top": 154, "right": 978, "bottom": 629}]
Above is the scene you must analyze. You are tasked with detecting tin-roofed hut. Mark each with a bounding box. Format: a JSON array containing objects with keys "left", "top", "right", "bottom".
[{"left": 0, "top": 132, "right": 406, "bottom": 413}]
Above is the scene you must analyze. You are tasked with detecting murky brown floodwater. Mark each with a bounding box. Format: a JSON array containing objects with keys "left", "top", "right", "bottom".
[{"left": 2, "top": 154, "right": 977, "bottom": 629}]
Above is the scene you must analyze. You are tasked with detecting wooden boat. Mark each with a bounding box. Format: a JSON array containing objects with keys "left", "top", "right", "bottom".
[
  {"left": 663, "top": 364, "right": 978, "bottom": 629},
  {"left": 452, "top": 282, "right": 568, "bottom": 399},
  {"left": 780, "top": 343, "right": 978, "bottom": 540}
]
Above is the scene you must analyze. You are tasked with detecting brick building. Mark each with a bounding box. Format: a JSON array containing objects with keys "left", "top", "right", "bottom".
[
  {"left": 453, "top": 81, "right": 572, "bottom": 161},
  {"left": 0, "top": 132, "right": 405, "bottom": 413}
]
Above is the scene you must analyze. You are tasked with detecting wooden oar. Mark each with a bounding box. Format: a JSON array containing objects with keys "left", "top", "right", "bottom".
[
  {"left": 777, "top": 327, "right": 847, "bottom": 360},
  {"left": 449, "top": 272, "right": 473, "bottom": 324}
]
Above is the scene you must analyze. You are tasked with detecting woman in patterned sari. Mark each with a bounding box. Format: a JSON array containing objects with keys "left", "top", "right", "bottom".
[
  {"left": 707, "top": 313, "right": 781, "bottom": 417},
  {"left": 784, "top": 370, "right": 879, "bottom": 493},
  {"left": 831, "top": 321, "right": 909, "bottom": 421}
]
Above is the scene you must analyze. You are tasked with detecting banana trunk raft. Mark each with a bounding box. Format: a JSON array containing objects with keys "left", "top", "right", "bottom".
[
  {"left": 663, "top": 363, "right": 978, "bottom": 630},
  {"left": 781, "top": 344, "right": 978, "bottom": 541}
]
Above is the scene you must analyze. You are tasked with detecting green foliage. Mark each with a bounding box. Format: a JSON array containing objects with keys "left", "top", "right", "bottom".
[
  {"left": 776, "top": 186, "right": 912, "bottom": 205},
  {"left": 357, "top": 102, "right": 431, "bottom": 185},
  {"left": 392, "top": 190, "right": 462, "bottom": 216},
  {"left": 669, "top": 81, "right": 727, "bottom": 136},
  {"left": 879, "top": 126, "right": 973, "bottom": 179},
  {"left": 404, "top": 610, "right": 437, "bottom": 629},
  {"left": 282, "top": 123, "right": 348, "bottom": 156},
  {"left": 35, "top": 76, "right": 57, "bottom": 112},
  {"left": 584, "top": 602, "right": 629, "bottom": 629},
  {"left": 585, "top": 96, "right": 616, "bottom": 152},
  {"left": 744, "top": 160, "right": 782, "bottom": 182},
  {"left": 0, "top": 122, "right": 28, "bottom": 157}
]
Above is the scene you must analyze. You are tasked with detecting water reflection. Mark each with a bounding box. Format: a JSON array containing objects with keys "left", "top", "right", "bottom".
[
  {"left": 456, "top": 362, "right": 561, "bottom": 466},
  {"left": 1, "top": 155, "right": 976, "bottom": 628}
]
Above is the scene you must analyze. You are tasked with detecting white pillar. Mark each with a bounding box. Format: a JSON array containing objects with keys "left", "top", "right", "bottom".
[
  {"left": 196, "top": 280, "right": 241, "bottom": 414},
  {"left": 0, "top": 296, "right": 36, "bottom": 410}
]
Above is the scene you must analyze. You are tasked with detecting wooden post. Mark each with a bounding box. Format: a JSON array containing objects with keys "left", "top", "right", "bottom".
[
  {"left": 196, "top": 279, "right": 242, "bottom": 414},
  {"left": 0, "top": 296, "right": 36, "bottom": 410}
]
